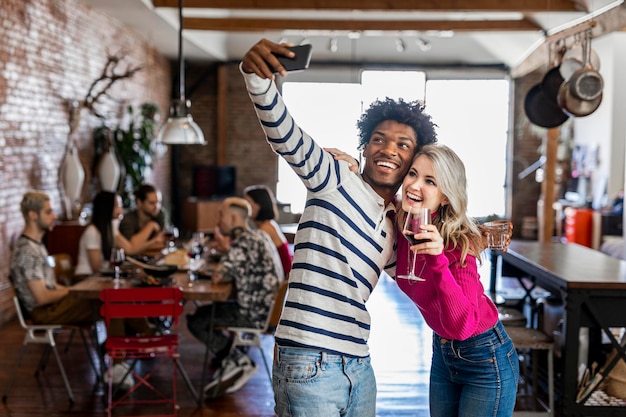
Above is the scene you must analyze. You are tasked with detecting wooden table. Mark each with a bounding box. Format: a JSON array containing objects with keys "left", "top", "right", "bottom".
[
  {"left": 491, "top": 240, "right": 626, "bottom": 417},
  {"left": 69, "top": 273, "right": 232, "bottom": 302}
]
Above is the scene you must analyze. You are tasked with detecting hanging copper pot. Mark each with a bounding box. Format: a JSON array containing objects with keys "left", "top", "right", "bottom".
[
  {"left": 567, "top": 32, "right": 603, "bottom": 101},
  {"left": 560, "top": 43, "right": 601, "bottom": 81},
  {"left": 557, "top": 30, "right": 603, "bottom": 117},
  {"left": 557, "top": 81, "right": 602, "bottom": 117}
]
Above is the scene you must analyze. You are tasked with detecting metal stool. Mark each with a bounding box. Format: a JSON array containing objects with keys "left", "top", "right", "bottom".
[{"left": 505, "top": 326, "right": 555, "bottom": 417}]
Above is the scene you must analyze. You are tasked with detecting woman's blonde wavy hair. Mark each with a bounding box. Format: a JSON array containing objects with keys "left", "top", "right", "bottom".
[{"left": 399, "top": 144, "right": 485, "bottom": 266}]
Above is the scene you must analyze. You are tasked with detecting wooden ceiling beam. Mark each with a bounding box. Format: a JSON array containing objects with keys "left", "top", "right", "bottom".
[
  {"left": 183, "top": 17, "right": 542, "bottom": 32},
  {"left": 154, "top": 0, "right": 583, "bottom": 12}
]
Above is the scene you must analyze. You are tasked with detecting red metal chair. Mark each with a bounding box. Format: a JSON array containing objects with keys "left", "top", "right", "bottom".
[{"left": 100, "top": 287, "right": 197, "bottom": 417}]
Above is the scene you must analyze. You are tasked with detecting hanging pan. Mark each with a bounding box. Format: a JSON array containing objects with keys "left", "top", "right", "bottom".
[
  {"left": 557, "top": 30, "right": 603, "bottom": 117},
  {"left": 560, "top": 39, "right": 601, "bottom": 81},
  {"left": 524, "top": 83, "right": 569, "bottom": 128},
  {"left": 541, "top": 42, "right": 566, "bottom": 106},
  {"left": 558, "top": 81, "right": 602, "bottom": 117},
  {"left": 567, "top": 31, "right": 603, "bottom": 101}
]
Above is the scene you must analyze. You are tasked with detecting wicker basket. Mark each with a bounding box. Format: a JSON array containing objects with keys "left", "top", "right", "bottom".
[{"left": 601, "top": 349, "right": 626, "bottom": 400}]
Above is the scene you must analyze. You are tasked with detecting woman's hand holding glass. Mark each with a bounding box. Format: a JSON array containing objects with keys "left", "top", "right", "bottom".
[
  {"left": 398, "top": 207, "right": 445, "bottom": 282},
  {"left": 409, "top": 223, "right": 444, "bottom": 255},
  {"left": 398, "top": 207, "right": 431, "bottom": 281}
]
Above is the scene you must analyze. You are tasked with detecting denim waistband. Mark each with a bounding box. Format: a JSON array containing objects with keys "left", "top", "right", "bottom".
[
  {"left": 274, "top": 344, "right": 365, "bottom": 363},
  {"left": 435, "top": 320, "right": 509, "bottom": 347}
]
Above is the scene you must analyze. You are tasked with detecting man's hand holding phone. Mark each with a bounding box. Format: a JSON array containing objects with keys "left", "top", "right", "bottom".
[{"left": 242, "top": 39, "right": 312, "bottom": 79}]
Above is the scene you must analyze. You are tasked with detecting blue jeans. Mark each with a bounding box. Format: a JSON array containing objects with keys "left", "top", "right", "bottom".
[
  {"left": 429, "top": 321, "right": 519, "bottom": 417},
  {"left": 272, "top": 345, "right": 376, "bottom": 417}
]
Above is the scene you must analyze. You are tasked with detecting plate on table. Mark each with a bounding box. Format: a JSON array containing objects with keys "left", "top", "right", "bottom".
[
  {"left": 136, "top": 275, "right": 174, "bottom": 287},
  {"left": 100, "top": 264, "right": 135, "bottom": 278},
  {"left": 126, "top": 256, "right": 179, "bottom": 278},
  {"left": 196, "top": 267, "right": 215, "bottom": 280},
  {"left": 100, "top": 268, "right": 115, "bottom": 277}
]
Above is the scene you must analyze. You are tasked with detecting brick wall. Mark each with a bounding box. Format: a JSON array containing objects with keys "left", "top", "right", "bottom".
[
  {"left": 511, "top": 71, "right": 547, "bottom": 239},
  {"left": 0, "top": 0, "right": 172, "bottom": 323}
]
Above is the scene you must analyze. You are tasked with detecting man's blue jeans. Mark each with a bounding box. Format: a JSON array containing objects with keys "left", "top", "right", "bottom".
[
  {"left": 429, "top": 320, "right": 519, "bottom": 417},
  {"left": 272, "top": 345, "right": 376, "bottom": 417}
]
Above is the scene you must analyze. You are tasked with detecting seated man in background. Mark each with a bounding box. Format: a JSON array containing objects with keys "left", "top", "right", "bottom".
[
  {"left": 187, "top": 197, "right": 284, "bottom": 399},
  {"left": 118, "top": 183, "right": 167, "bottom": 256},
  {"left": 10, "top": 190, "right": 95, "bottom": 325}
]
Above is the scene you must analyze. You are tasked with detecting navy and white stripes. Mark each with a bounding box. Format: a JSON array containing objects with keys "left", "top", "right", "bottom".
[{"left": 242, "top": 70, "right": 397, "bottom": 358}]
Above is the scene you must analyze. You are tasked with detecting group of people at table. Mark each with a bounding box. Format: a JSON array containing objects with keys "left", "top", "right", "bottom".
[
  {"left": 9, "top": 37, "right": 519, "bottom": 417},
  {"left": 9, "top": 182, "right": 293, "bottom": 396}
]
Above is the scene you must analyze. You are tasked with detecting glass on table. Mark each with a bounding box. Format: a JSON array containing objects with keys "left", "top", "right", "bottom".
[
  {"left": 110, "top": 247, "right": 125, "bottom": 288},
  {"left": 483, "top": 220, "right": 511, "bottom": 250},
  {"left": 190, "top": 232, "right": 206, "bottom": 258},
  {"left": 185, "top": 233, "right": 206, "bottom": 287},
  {"left": 164, "top": 225, "right": 179, "bottom": 252}
]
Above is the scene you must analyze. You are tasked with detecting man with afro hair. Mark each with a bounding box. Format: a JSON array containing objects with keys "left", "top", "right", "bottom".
[{"left": 240, "top": 38, "right": 437, "bottom": 417}]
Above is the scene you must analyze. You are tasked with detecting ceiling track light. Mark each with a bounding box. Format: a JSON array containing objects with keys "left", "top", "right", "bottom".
[
  {"left": 396, "top": 38, "right": 406, "bottom": 53},
  {"left": 328, "top": 37, "right": 338, "bottom": 53},
  {"left": 416, "top": 37, "right": 432, "bottom": 52},
  {"left": 157, "top": 0, "right": 206, "bottom": 145}
]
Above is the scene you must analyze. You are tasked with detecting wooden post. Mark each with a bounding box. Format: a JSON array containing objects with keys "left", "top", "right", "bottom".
[{"left": 539, "top": 128, "right": 559, "bottom": 242}]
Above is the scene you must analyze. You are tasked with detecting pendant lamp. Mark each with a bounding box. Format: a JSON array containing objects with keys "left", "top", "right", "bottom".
[{"left": 157, "top": 0, "right": 206, "bottom": 145}]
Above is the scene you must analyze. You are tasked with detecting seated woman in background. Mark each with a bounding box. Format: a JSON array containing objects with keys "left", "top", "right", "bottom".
[
  {"left": 74, "top": 191, "right": 165, "bottom": 276},
  {"left": 243, "top": 184, "right": 293, "bottom": 275}
]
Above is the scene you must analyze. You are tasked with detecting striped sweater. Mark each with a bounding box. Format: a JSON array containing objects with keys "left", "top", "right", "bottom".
[{"left": 241, "top": 69, "right": 397, "bottom": 358}]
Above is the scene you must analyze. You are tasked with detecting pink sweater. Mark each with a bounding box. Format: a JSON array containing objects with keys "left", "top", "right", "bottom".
[{"left": 396, "top": 236, "right": 498, "bottom": 341}]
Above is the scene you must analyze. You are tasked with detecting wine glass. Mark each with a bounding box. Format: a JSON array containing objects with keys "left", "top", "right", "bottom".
[
  {"left": 185, "top": 236, "right": 204, "bottom": 287},
  {"left": 397, "top": 207, "right": 431, "bottom": 282},
  {"left": 164, "top": 225, "right": 179, "bottom": 252},
  {"left": 190, "top": 232, "right": 206, "bottom": 257},
  {"left": 110, "top": 247, "right": 125, "bottom": 288}
]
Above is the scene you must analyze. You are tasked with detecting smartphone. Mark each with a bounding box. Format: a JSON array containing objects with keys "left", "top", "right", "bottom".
[{"left": 270, "top": 44, "right": 313, "bottom": 73}]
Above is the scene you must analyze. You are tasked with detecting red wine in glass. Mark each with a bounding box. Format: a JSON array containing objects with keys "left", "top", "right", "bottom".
[
  {"left": 403, "top": 232, "right": 430, "bottom": 245},
  {"left": 165, "top": 226, "right": 179, "bottom": 251},
  {"left": 397, "top": 207, "right": 431, "bottom": 281},
  {"left": 111, "top": 257, "right": 124, "bottom": 268}
]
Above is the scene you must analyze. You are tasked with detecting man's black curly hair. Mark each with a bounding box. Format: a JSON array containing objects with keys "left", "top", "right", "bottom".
[{"left": 356, "top": 97, "right": 438, "bottom": 151}]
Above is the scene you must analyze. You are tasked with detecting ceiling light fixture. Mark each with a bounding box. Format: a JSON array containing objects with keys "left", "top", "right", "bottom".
[
  {"left": 416, "top": 37, "right": 432, "bottom": 52},
  {"left": 328, "top": 37, "right": 338, "bottom": 53},
  {"left": 396, "top": 38, "right": 406, "bottom": 53},
  {"left": 156, "top": 0, "right": 205, "bottom": 145}
]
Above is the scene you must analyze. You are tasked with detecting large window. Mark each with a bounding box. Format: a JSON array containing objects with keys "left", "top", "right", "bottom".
[
  {"left": 425, "top": 79, "right": 509, "bottom": 217},
  {"left": 278, "top": 71, "right": 509, "bottom": 218}
]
